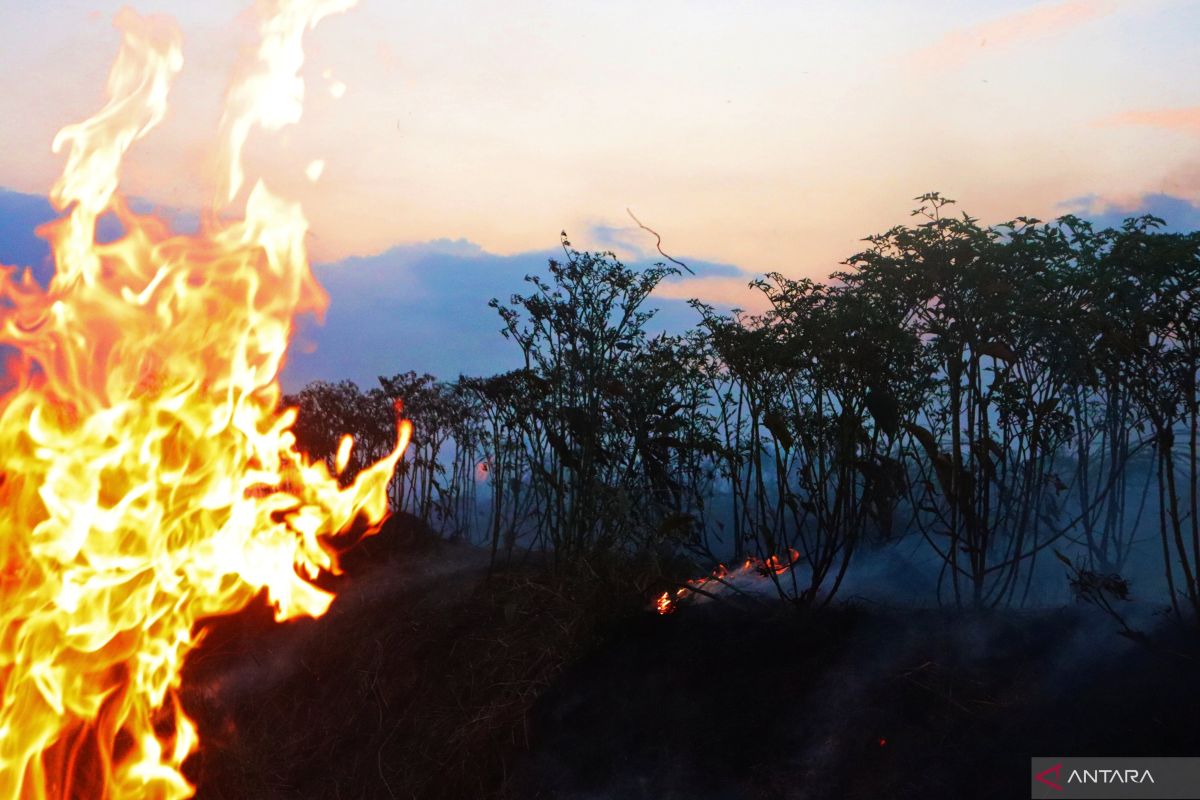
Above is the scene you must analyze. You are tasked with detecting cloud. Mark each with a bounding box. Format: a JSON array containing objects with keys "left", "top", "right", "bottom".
[
  {"left": 1100, "top": 107, "right": 1200, "bottom": 137},
  {"left": 586, "top": 222, "right": 652, "bottom": 259},
  {"left": 907, "top": 0, "right": 1124, "bottom": 70},
  {"left": 0, "top": 188, "right": 56, "bottom": 279},
  {"left": 1056, "top": 192, "right": 1200, "bottom": 231},
  {"left": 0, "top": 188, "right": 751, "bottom": 391},
  {"left": 585, "top": 221, "right": 753, "bottom": 284},
  {"left": 653, "top": 275, "right": 769, "bottom": 313},
  {"left": 584, "top": 221, "right": 751, "bottom": 279},
  {"left": 0, "top": 188, "right": 197, "bottom": 285},
  {"left": 285, "top": 242, "right": 748, "bottom": 391}
]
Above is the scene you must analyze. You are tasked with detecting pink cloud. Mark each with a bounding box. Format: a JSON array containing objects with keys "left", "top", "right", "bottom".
[
  {"left": 1101, "top": 107, "right": 1200, "bottom": 137},
  {"left": 653, "top": 276, "right": 771, "bottom": 314},
  {"left": 908, "top": 0, "right": 1122, "bottom": 70},
  {"left": 1173, "top": 163, "right": 1200, "bottom": 195}
]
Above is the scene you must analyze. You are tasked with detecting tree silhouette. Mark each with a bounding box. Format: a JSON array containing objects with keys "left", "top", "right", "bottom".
[{"left": 284, "top": 197, "right": 1200, "bottom": 618}]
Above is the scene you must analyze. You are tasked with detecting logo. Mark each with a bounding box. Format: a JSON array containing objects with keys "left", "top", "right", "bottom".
[
  {"left": 1031, "top": 759, "right": 1169, "bottom": 798},
  {"left": 1035, "top": 763, "right": 1064, "bottom": 792}
]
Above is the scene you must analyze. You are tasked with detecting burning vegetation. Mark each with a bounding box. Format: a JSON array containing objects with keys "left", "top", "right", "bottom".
[
  {"left": 0, "top": 2, "right": 407, "bottom": 797},
  {"left": 3, "top": 2, "right": 1200, "bottom": 799},
  {"left": 654, "top": 549, "right": 799, "bottom": 615}
]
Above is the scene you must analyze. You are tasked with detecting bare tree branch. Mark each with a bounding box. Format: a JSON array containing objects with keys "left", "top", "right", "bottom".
[{"left": 626, "top": 208, "right": 694, "bottom": 275}]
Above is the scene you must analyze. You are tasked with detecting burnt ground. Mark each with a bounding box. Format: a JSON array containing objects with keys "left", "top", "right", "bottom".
[{"left": 180, "top": 517, "right": 1200, "bottom": 800}]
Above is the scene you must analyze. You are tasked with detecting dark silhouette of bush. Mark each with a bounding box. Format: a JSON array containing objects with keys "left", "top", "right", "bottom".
[{"left": 286, "top": 197, "right": 1200, "bottom": 617}]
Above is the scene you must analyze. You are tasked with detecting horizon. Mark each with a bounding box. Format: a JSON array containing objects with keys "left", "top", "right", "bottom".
[{"left": 1, "top": 183, "right": 1197, "bottom": 394}]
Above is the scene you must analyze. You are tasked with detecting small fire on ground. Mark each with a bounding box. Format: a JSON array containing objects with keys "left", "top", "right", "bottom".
[{"left": 655, "top": 548, "right": 801, "bottom": 615}]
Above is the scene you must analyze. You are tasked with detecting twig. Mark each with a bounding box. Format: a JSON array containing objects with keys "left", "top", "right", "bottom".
[{"left": 626, "top": 208, "right": 694, "bottom": 274}]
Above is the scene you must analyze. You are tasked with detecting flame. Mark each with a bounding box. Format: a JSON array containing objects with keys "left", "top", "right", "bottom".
[
  {"left": 763, "top": 548, "right": 800, "bottom": 576},
  {"left": 0, "top": 2, "right": 409, "bottom": 798},
  {"left": 655, "top": 592, "right": 675, "bottom": 615},
  {"left": 653, "top": 550, "right": 802, "bottom": 615}
]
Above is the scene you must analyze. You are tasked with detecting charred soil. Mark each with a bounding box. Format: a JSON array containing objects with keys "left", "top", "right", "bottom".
[{"left": 181, "top": 523, "right": 1200, "bottom": 800}]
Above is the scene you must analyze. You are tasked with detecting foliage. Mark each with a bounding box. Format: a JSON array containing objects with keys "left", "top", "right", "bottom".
[{"left": 286, "top": 198, "right": 1200, "bottom": 616}]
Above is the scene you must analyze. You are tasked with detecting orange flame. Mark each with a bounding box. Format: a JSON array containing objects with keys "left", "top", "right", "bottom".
[
  {"left": 763, "top": 548, "right": 800, "bottom": 576},
  {"left": 653, "top": 550, "right": 801, "bottom": 615},
  {"left": 655, "top": 592, "right": 675, "bottom": 615},
  {"left": 0, "top": 2, "right": 408, "bottom": 798}
]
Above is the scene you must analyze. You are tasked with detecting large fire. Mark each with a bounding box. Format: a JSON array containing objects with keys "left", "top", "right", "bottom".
[{"left": 0, "top": 2, "right": 409, "bottom": 797}]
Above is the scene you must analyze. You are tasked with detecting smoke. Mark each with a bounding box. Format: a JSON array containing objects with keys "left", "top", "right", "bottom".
[{"left": 511, "top": 599, "right": 1195, "bottom": 799}]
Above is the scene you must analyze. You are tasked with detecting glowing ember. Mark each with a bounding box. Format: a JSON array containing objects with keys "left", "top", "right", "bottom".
[
  {"left": 764, "top": 548, "right": 800, "bottom": 576},
  {"left": 0, "top": 2, "right": 409, "bottom": 797},
  {"left": 653, "top": 550, "right": 802, "bottom": 615},
  {"left": 655, "top": 592, "right": 675, "bottom": 615}
]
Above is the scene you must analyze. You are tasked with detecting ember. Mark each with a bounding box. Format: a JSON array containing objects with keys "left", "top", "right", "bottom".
[
  {"left": 0, "top": 2, "right": 407, "bottom": 797},
  {"left": 654, "top": 549, "right": 803, "bottom": 615}
]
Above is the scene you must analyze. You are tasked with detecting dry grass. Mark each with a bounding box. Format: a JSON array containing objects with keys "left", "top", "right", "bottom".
[{"left": 180, "top": 515, "right": 648, "bottom": 800}]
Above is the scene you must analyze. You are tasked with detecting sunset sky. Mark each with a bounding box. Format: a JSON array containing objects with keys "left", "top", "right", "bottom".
[{"left": 1, "top": 0, "right": 1198, "bottom": 383}]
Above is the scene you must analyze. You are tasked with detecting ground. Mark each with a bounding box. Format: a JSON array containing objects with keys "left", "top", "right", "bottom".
[{"left": 179, "top": 516, "right": 1200, "bottom": 799}]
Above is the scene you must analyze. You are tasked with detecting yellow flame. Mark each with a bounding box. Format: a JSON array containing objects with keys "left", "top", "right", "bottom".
[{"left": 0, "top": 2, "right": 407, "bottom": 797}]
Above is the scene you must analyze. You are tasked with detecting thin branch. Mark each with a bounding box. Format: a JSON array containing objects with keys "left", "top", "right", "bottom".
[{"left": 626, "top": 208, "right": 694, "bottom": 274}]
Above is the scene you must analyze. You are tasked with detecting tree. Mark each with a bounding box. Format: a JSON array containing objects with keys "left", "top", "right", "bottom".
[{"left": 488, "top": 234, "right": 690, "bottom": 560}]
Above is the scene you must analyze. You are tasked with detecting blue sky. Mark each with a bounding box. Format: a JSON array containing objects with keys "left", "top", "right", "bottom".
[{"left": 0, "top": 188, "right": 726, "bottom": 390}]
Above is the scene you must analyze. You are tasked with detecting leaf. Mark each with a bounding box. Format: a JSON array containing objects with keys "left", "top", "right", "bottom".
[
  {"left": 762, "top": 409, "right": 794, "bottom": 451},
  {"left": 1035, "top": 397, "right": 1059, "bottom": 417},
  {"left": 905, "top": 423, "right": 939, "bottom": 458},
  {"left": 977, "top": 340, "right": 1018, "bottom": 363},
  {"left": 865, "top": 385, "right": 900, "bottom": 437}
]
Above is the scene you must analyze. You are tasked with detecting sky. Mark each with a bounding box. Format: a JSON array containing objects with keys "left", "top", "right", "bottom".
[{"left": 0, "top": 0, "right": 1198, "bottom": 387}]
